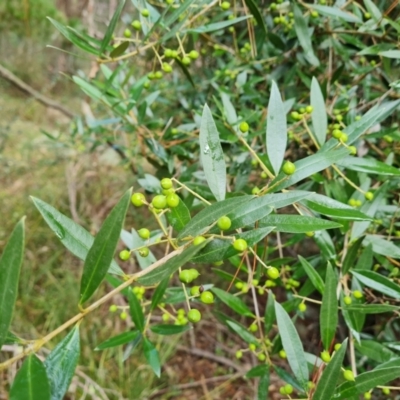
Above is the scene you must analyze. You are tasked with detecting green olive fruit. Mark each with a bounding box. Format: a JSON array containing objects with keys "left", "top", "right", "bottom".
[
  {"left": 119, "top": 249, "right": 131, "bottom": 260},
  {"left": 282, "top": 161, "right": 296, "bottom": 175},
  {"left": 152, "top": 195, "right": 167, "bottom": 209},
  {"left": 187, "top": 309, "right": 201, "bottom": 323},
  {"left": 131, "top": 192, "right": 145, "bottom": 207},
  {"left": 233, "top": 238, "right": 248, "bottom": 252},
  {"left": 200, "top": 290, "right": 214, "bottom": 304}
]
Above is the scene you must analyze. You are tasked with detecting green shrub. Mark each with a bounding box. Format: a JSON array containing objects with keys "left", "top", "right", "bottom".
[{"left": 1, "top": 0, "right": 400, "bottom": 399}]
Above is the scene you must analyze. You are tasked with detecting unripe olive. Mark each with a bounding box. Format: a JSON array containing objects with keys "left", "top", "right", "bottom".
[
  {"left": 343, "top": 370, "right": 355, "bottom": 381},
  {"left": 119, "top": 249, "right": 131, "bottom": 260},
  {"left": 131, "top": 192, "right": 145, "bottom": 207},
  {"left": 279, "top": 349, "right": 287, "bottom": 358},
  {"left": 282, "top": 161, "right": 296, "bottom": 175},
  {"left": 249, "top": 323, "right": 258, "bottom": 332},
  {"left": 138, "top": 228, "right": 150, "bottom": 239},
  {"left": 139, "top": 247, "right": 149, "bottom": 257},
  {"left": 298, "top": 303, "right": 307, "bottom": 312},
  {"left": 233, "top": 238, "right": 248, "bottom": 252},
  {"left": 344, "top": 296, "right": 352, "bottom": 305},
  {"left": 321, "top": 350, "right": 331, "bottom": 363},
  {"left": 187, "top": 309, "right": 201, "bottom": 323},
  {"left": 190, "top": 286, "right": 200, "bottom": 296},
  {"left": 193, "top": 236, "right": 206, "bottom": 246},
  {"left": 161, "top": 178, "right": 173, "bottom": 190},
  {"left": 220, "top": 1, "right": 230, "bottom": 10},
  {"left": 109, "top": 304, "right": 118, "bottom": 312},
  {"left": 179, "top": 270, "right": 192, "bottom": 284},
  {"left": 189, "top": 50, "right": 199, "bottom": 59},
  {"left": 235, "top": 350, "right": 243, "bottom": 359},
  {"left": 120, "top": 311, "right": 128, "bottom": 320},
  {"left": 131, "top": 20, "right": 141, "bottom": 30},
  {"left": 365, "top": 191, "right": 374, "bottom": 201},
  {"left": 141, "top": 9, "right": 150, "bottom": 17},
  {"left": 353, "top": 290, "right": 363, "bottom": 299},
  {"left": 166, "top": 193, "right": 180, "bottom": 208},
  {"left": 239, "top": 121, "right": 249, "bottom": 133},
  {"left": 267, "top": 267, "right": 280, "bottom": 280},
  {"left": 200, "top": 290, "right": 214, "bottom": 304},
  {"left": 217, "top": 216, "right": 232, "bottom": 231},
  {"left": 152, "top": 195, "right": 167, "bottom": 209}
]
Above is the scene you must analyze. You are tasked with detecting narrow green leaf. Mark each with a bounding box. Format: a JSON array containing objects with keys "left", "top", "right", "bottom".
[
  {"left": 293, "top": 3, "right": 319, "bottom": 66},
  {"left": 244, "top": 0, "right": 267, "bottom": 37},
  {"left": 302, "top": 193, "right": 371, "bottom": 221},
  {"left": 174, "top": 58, "right": 195, "bottom": 87},
  {"left": 128, "top": 290, "right": 145, "bottom": 332},
  {"left": 311, "top": 5, "right": 361, "bottom": 22},
  {"left": 269, "top": 147, "right": 350, "bottom": 192},
  {"left": 257, "top": 367, "right": 270, "bottom": 400},
  {"left": 0, "top": 218, "right": 24, "bottom": 350},
  {"left": 246, "top": 365, "right": 269, "bottom": 378},
  {"left": 320, "top": 99, "right": 400, "bottom": 152},
  {"left": 363, "top": 235, "right": 400, "bottom": 259},
  {"left": 345, "top": 303, "right": 400, "bottom": 314},
  {"left": 211, "top": 287, "right": 254, "bottom": 317},
  {"left": 314, "top": 230, "right": 336, "bottom": 260},
  {"left": 47, "top": 18, "right": 100, "bottom": 56},
  {"left": 44, "top": 326, "right": 80, "bottom": 400},
  {"left": 355, "top": 243, "right": 373, "bottom": 271},
  {"left": 334, "top": 367, "right": 400, "bottom": 399},
  {"left": 164, "top": 0, "right": 196, "bottom": 26},
  {"left": 177, "top": 195, "right": 252, "bottom": 239},
  {"left": 150, "top": 324, "right": 191, "bottom": 335},
  {"left": 320, "top": 264, "right": 338, "bottom": 349},
  {"left": 342, "top": 237, "right": 364, "bottom": 275},
  {"left": 274, "top": 301, "right": 309, "bottom": 387},
  {"left": 95, "top": 330, "right": 140, "bottom": 350},
  {"left": 4, "top": 331, "right": 24, "bottom": 345},
  {"left": 226, "top": 321, "right": 258, "bottom": 345},
  {"left": 220, "top": 92, "right": 238, "bottom": 126},
  {"left": 313, "top": 339, "right": 348, "bottom": 400},
  {"left": 151, "top": 277, "right": 170, "bottom": 311},
  {"left": 355, "top": 340, "right": 396, "bottom": 363},
  {"left": 199, "top": 103, "right": 226, "bottom": 201},
  {"left": 266, "top": 81, "right": 287, "bottom": 175},
  {"left": 192, "top": 227, "right": 274, "bottom": 264},
  {"left": 31, "top": 197, "right": 123, "bottom": 276},
  {"left": 298, "top": 256, "right": 325, "bottom": 294},
  {"left": 311, "top": 77, "right": 327, "bottom": 146},
  {"left": 204, "top": 197, "right": 273, "bottom": 233},
  {"left": 208, "top": 192, "right": 311, "bottom": 233},
  {"left": 337, "top": 156, "right": 400, "bottom": 176},
  {"left": 10, "top": 355, "right": 50, "bottom": 400},
  {"left": 379, "top": 50, "right": 400, "bottom": 59},
  {"left": 138, "top": 239, "right": 210, "bottom": 286},
  {"left": 166, "top": 199, "right": 191, "bottom": 232},
  {"left": 109, "top": 41, "right": 129, "bottom": 58},
  {"left": 260, "top": 214, "right": 342, "bottom": 233},
  {"left": 351, "top": 183, "right": 387, "bottom": 240},
  {"left": 187, "top": 16, "right": 251, "bottom": 33},
  {"left": 143, "top": 338, "right": 161, "bottom": 377},
  {"left": 79, "top": 189, "right": 131, "bottom": 304},
  {"left": 363, "top": 0, "right": 382, "bottom": 20},
  {"left": 264, "top": 292, "right": 276, "bottom": 332},
  {"left": 100, "top": 0, "right": 126, "bottom": 55},
  {"left": 352, "top": 270, "right": 400, "bottom": 299}
]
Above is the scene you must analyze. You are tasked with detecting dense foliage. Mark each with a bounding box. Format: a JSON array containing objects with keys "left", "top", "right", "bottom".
[{"left": 1, "top": 0, "right": 400, "bottom": 399}]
